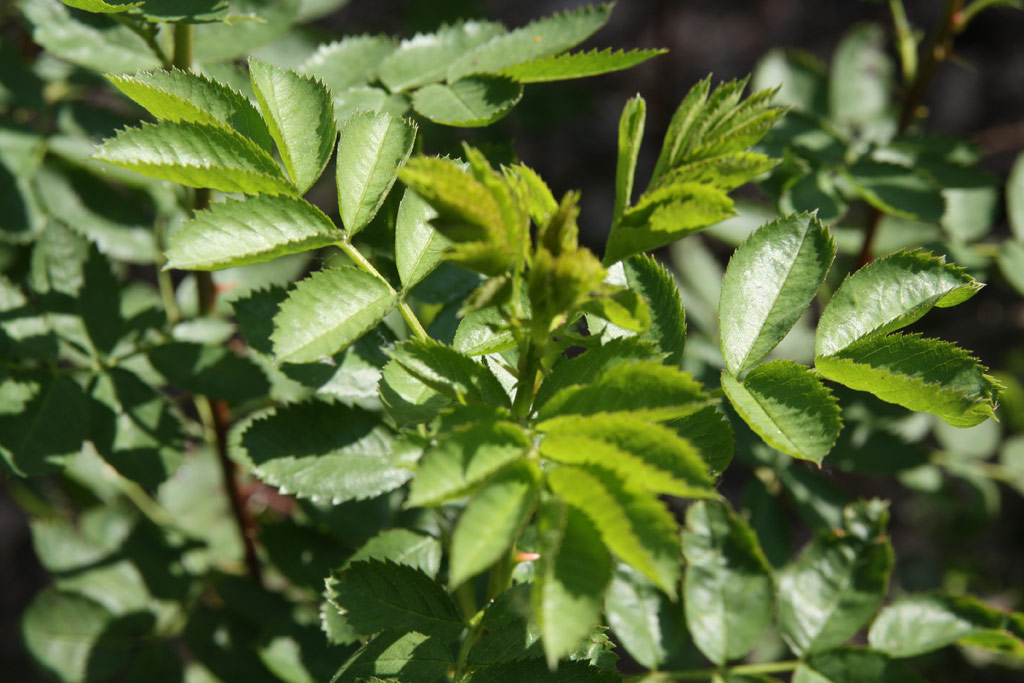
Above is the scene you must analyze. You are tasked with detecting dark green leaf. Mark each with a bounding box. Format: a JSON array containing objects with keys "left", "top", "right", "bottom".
[
  {"left": 331, "top": 630, "right": 452, "bottom": 683},
  {"left": 0, "top": 371, "right": 89, "bottom": 476},
  {"left": 389, "top": 338, "right": 511, "bottom": 407},
  {"left": 794, "top": 647, "right": 926, "bottom": 683},
  {"left": 300, "top": 35, "right": 397, "bottom": 93}
]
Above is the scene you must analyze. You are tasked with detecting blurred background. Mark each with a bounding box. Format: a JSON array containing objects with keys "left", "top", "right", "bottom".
[{"left": 3, "top": 0, "right": 1024, "bottom": 680}]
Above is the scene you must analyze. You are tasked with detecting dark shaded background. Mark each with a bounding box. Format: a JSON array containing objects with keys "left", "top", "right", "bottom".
[{"left": 3, "top": 1, "right": 1024, "bottom": 680}]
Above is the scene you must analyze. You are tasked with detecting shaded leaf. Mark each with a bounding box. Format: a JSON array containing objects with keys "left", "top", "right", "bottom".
[
  {"left": 502, "top": 48, "right": 666, "bottom": 83},
  {"left": 388, "top": 338, "right": 511, "bottom": 407},
  {"left": 412, "top": 75, "right": 523, "bottom": 127},
  {"left": 605, "top": 564, "right": 689, "bottom": 670},
  {"left": 300, "top": 35, "right": 397, "bottom": 92},
  {"left": 379, "top": 21, "right": 506, "bottom": 92},
  {"left": 794, "top": 647, "right": 926, "bottom": 683},
  {"left": 868, "top": 593, "right": 1012, "bottom": 659},
  {"left": 331, "top": 630, "right": 451, "bottom": 683}
]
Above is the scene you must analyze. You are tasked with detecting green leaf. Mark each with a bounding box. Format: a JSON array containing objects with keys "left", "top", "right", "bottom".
[
  {"left": 539, "top": 413, "right": 714, "bottom": 498},
  {"left": 165, "top": 195, "right": 342, "bottom": 271},
  {"left": 378, "top": 21, "right": 506, "bottom": 92},
  {"left": 328, "top": 559, "right": 464, "bottom": 641},
  {"left": 501, "top": 48, "right": 666, "bottom": 83},
  {"left": 60, "top": 0, "right": 139, "bottom": 12},
  {"left": 412, "top": 75, "right": 523, "bottom": 127},
  {"left": 453, "top": 306, "right": 517, "bottom": 358},
  {"left": 21, "top": 589, "right": 130, "bottom": 683},
  {"left": 345, "top": 529, "right": 443, "bottom": 578},
  {"left": 815, "top": 250, "right": 982, "bottom": 358},
  {"left": 752, "top": 48, "right": 828, "bottom": 114},
  {"left": 395, "top": 189, "right": 450, "bottom": 289},
  {"left": 300, "top": 35, "right": 397, "bottom": 92},
  {"left": 450, "top": 460, "right": 539, "bottom": 587},
  {"left": 581, "top": 289, "right": 650, "bottom": 334},
  {"left": 604, "top": 182, "right": 735, "bottom": 265},
  {"left": 136, "top": 0, "right": 230, "bottom": 23},
  {"left": 652, "top": 76, "right": 713, "bottom": 181},
  {"left": 398, "top": 156, "right": 504, "bottom": 243},
  {"left": 868, "top": 593, "right": 1012, "bottom": 658},
  {"left": 997, "top": 239, "right": 1024, "bottom": 297},
  {"left": 378, "top": 360, "right": 452, "bottom": 428},
  {"left": 336, "top": 111, "right": 417, "bottom": 234},
  {"left": 1009, "top": 151, "right": 1024, "bottom": 241},
  {"left": 271, "top": 267, "right": 398, "bottom": 364},
  {"left": 721, "top": 362, "right": 841, "bottom": 465},
  {"left": 93, "top": 121, "right": 296, "bottom": 195},
  {"left": 720, "top": 213, "right": 835, "bottom": 374},
  {"left": 250, "top": 60, "right": 336, "bottom": 194},
  {"left": 0, "top": 372, "right": 90, "bottom": 477},
  {"left": 468, "top": 584, "right": 542, "bottom": 666},
  {"left": 446, "top": 4, "right": 613, "bottom": 81},
  {"left": 234, "top": 402, "right": 418, "bottom": 504},
  {"left": 148, "top": 341, "right": 269, "bottom": 402},
  {"left": 623, "top": 255, "right": 687, "bottom": 366},
  {"left": 331, "top": 630, "right": 452, "bottom": 683},
  {"left": 668, "top": 406, "right": 735, "bottom": 477},
  {"left": 682, "top": 501, "right": 774, "bottom": 665},
  {"left": 193, "top": 0, "right": 301, "bottom": 62},
  {"left": 828, "top": 24, "right": 894, "bottom": 133},
  {"left": 794, "top": 648, "right": 926, "bottom": 683},
  {"left": 548, "top": 465, "right": 681, "bottom": 596},
  {"left": 815, "top": 333, "right": 1000, "bottom": 428},
  {"left": 777, "top": 500, "right": 893, "bottom": 655},
  {"left": 533, "top": 500, "right": 611, "bottom": 667},
  {"left": 21, "top": 0, "right": 161, "bottom": 73},
  {"left": 407, "top": 422, "right": 529, "bottom": 507},
  {"left": 107, "top": 68, "right": 274, "bottom": 152},
  {"left": 605, "top": 564, "right": 690, "bottom": 670},
  {"left": 537, "top": 361, "right": 707, "bottom": 424},
  {"left": 613, "top": 95, "right": 646, "bottom": 223},
  {"left": 388, "top": 338, "right": 511, "bottom": 408},
  {"left": 534, "top": 338, "right": 658, "bottom": 410},
  {"left": 844, "top": 160, "right": 944, "bottom": 222}
]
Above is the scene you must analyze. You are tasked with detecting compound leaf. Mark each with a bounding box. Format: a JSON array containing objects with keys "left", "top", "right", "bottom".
[
  {"left": 816, "top": 250, "right": 981, "bottom": 357},
  {"left": 106, "top": 68, "right": 273, "bottom": 152},
  {"left": 815, "top": 333, "right": 999, "bottom": 428},
  {"left": 412, "top": 75, "right": 523, "bottom": 127},
  {"left": 721, "top": 361, "right": 841, "bottom": 465},
  {"left": 336, "top": 111, "right": 416, "bottom": 234},
  {"left": 682, "top": 501, "right": 774, "bottom": 665},
  {"left": 250, "top": 60, "right": 336, "bottom": 194},
  {"left": 328, "top": 560, "right": 464, "bottom": 642},
  {"left": 450, "top": 460, "right": 539, "bottom": 587},
  {"left": 777, "top": 501, "right": 893, "bottom": 655},
  {"left": 539, "top": 413, "right": 714, "bottom": 498},
  {"left": 271, "top": 267, "right": 398, "bottom": 363},
  {"left": 720, "top": 213, "right": 835, "bottom": 374},
  {"left": 92, "top": 121, "right": 295, "bottom": 195},
  {"left": 548, "top": 465, "right": 681, "bottom": 596},
  {"left": 407, "top": 422, "right": 529, "bottom": 507},
  {"left": 234, "top": 402, "right": 418, "bottom": 504},
  {"left": 446, "top": 4, "right": 613, "bottom": 81},
  {"left": 502, "top": 48, "right": 666, "bottom": 83},
  {"left": 533, "top": 500, "right": 611, "bottom": 667},
  {"left": 165, "top": 195, "right": 342, "bottom": 271},
  {"left": 300, "top": 35, "right": 397, "bottom": 93}
]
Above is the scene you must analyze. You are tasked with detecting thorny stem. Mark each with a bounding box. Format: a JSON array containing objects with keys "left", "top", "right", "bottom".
[
  {"left": 173, "top": 22, "right": 263, "bottom": 587},
  {"left": 336, "top": 240, "right": 430, "bottom": 341},
  {"left": 857, "top": 0, "right": 963, "bottom": 268}
]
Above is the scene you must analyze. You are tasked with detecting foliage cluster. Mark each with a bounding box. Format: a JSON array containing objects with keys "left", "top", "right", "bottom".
[{"left": 2, "top": 1, "right": 1024, "bottom": 682}]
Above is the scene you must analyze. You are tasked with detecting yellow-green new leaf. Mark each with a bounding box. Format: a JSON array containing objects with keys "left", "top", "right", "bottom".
[
  {"left": 721, "top": 362, "right": 841, "bottom": 465},
  {"left": 533, "top": 500, "right": 611, "bottom": 668},
  {"left": 446, "top": 4, "right": 613, "bottom": 81},
  {"left": 412, "top": 75, "right": 523, "bottom": 127},
  {"left": 501, "top": 48, "right": 666, "bottom": 83},
  {"left": 271, "top": 267, "right": 398, "bottom": 363},
  {"left": 548, "top": 465, "right": 681, "bottom": 597},
  {"left": 60, "top": 0, "right": 139, "bottom": 12},
  {"left": 815, "top": 333, "right": 1000, "bottom": 428},
  {"left": 165, "top": 195, "right": 343, "bottom": 271},
  {"left": 250, "top": 60, "right": 336, "bottom": 194},
  {"left": 398, "top": 156, "right": 503, "bottom": 243},
  {"left": 336, "top": 111, "right": 417, "bottom": 234},
  {"left": 815, "top": 250, "right": 981, "bottom": 357},
  {"left": 449, "top": 460, "right": 539, "bottom": 588},
  {"left": 107, "top": 68, "right": 274, "bottom": 152},
  {"left": 92, "top": 121, "right": 296, "bottom": 195},
  {"left": 539, "top": 413, "right": 714, "bottom": 498},
  {"left": 614, "top": 95, "right": 646, "bottom": 223},
  {"left": 720, "top": 213, "right": 835, "bottom": 374}
]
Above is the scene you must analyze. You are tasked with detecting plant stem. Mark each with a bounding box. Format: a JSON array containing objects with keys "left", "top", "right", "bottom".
[
  {"left": 857, "top": 0, "right": 963, "bottom": 268},
  {"left": 336, "top": 240, "right": 430, "bottom": 341},
  {"left": 511, "top": 338, "right": 539, "bottom": 419}
]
